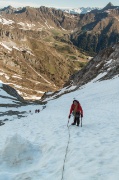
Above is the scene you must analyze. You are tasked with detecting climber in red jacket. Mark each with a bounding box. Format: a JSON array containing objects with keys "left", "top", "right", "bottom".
[{"left": 68, "top": 100, "right": 83, "bottom": 126}]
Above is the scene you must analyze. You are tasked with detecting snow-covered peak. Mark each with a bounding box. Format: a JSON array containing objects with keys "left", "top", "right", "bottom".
[{"left": 60, "top": 7, "right": 101, "bottom": 14}]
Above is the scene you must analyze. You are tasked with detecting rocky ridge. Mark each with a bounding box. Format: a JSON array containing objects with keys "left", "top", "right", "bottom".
[
  {"left": 0, "top": 3, "right": 119, "bottom": 99},
  {"left": 0, "top": 6, "right": 88, "bottom": 99},
  {"left": 65, "top": 42, "right": 119, "bottom": 88},
  {"left": 70, "top": 3, "right": 119, "bottom": 54},
  {"left": 41, "top": 42, "right": 119, "bottom": 101}
]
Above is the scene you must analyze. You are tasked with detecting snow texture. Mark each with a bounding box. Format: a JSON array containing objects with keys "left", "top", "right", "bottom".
[{"left": 0, "top": 75, "right": 119, "bottom": 180}]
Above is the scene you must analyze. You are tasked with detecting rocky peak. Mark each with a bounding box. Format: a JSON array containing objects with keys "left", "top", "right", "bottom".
[
  {"left": 103, "top": 2, "right": 114, "bottom": 10},
  {"left": 2, "top": 5, "right": 14, "bottom": 10},
  {"left": 0, "top": 5, "right": 16, "bottom": 14}
]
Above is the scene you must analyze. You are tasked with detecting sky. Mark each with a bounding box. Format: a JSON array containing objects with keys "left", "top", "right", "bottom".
[{"left": 0, "top": 0, "right": 118, "bottom": 9}]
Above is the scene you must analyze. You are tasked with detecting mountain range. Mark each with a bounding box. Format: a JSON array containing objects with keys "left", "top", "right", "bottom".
[
  {"left": 0, "top": 5, "right": 88, "bottom": 99},
  {"left": 0, "top": 2, "right": 119, "bottom": 100},
  {"left": 0, "top": 3, "right": 119, "bottom": 180},
  {"left": 70, "top": 2, "right": 119, "bottom": 54},
  {"left": 60, "top": 7, "right": 101, "bottom": 15}
]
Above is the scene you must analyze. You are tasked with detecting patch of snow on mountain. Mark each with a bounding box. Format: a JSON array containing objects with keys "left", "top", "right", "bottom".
[
  {"left": 17, "top": 22, "right": 36, "bottom": 30},
  {"left": 0, "top": 72, "right": 10, "bottom": 80},
  {"left": 45, "top": 20, "right": 54, "bottom": 29},
  {"left": 12, "top": 75, "right": 22, "bottom": 79},
  {"left": 27, "top": 50, "right": 35, "bottom": 56},
  {"left": 0, "top": 42, "right": 12, "bottom": 51},
  {"left": 0, "top": 16, "right": 14, "bottom": 25},
  {"left": 105, "top": 59, "right": 113, "bottom": 66},
  {"left": 12, "top": 46, "right": 20, "bottom": 51},
  {"left": 92, "top": 72, "right": 107, "bottom": 82}
]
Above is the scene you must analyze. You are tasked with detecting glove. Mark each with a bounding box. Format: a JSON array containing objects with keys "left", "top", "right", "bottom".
[
  {"left": 81, "top": 114, "right": 83, "bottom": 118},
  {"left": 68, "top": 114, "right": 71, "bottom": 119}
]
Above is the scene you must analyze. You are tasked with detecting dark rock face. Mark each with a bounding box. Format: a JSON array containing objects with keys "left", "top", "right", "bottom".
[
  {"left": 65, "top": 43, "right": 119, "bottom": 87},
  {"left": 70, "top": 5, "right": 119, "bottom": 54},
  {"left": 2, "top": 84, "right": 24, "bottom": 102},
  {"left": 102, "top": 2, "right": 114, "bottom": 11}
]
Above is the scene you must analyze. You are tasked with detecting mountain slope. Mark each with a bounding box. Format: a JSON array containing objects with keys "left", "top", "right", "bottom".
[
  {"left": 1, "top": 4, "right": 119, "bottom": 99},
  {"left": 0, "top": 6, "right": 88, "bottom": 99},
  {"left": 65, "top": 42, "right": 119, "bottom": 87},
  {"left": 70, "top": 3, "right": 119, "bottom": 54},
  {"left": 0, "top": 72, "right": 119, "bottom": 179},
  {"left": 0, "top": 82, "right": 29, "bottom": 126}
]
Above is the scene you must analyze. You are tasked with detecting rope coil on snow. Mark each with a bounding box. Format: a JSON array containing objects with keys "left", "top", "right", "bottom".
[{"left": 61, "top": 121, "right": 71, "bottom": 180}]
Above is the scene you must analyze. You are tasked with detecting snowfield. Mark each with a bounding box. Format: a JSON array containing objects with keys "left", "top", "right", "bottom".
[{"left": 0, "top": 75, "right": 119, "bottom": 180}]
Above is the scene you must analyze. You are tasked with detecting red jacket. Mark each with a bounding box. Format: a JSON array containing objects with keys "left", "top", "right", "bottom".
[{"left": 69, "top": 102, "right": 83, "bottom": 116}]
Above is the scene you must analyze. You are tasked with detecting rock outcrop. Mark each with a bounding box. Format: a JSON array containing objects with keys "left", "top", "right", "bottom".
[{"left": 65, "top": 43, "right": 119, "bottom": 87}]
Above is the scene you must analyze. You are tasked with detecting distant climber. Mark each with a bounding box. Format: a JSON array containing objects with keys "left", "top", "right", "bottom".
[
  {"left": 35, "top": 109, "right": 40, "bottom": 113},
  {"left": 68, "top": 100, "right": 83, "bottom": 126},
  {"left": 37, "top": 109, "right": 40, "bottom": 113}
]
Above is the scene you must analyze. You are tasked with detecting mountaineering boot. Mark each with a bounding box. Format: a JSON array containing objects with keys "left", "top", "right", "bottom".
[{"left": 71, "top": 122, "right": 76, "bottom": 125}]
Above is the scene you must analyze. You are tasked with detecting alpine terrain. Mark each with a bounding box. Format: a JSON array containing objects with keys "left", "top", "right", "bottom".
[
  {"left": 70, "top": 3, "right": 119, "bottom": 54},
  {"left": 0, "top": 29, "right": 119, "bottom": 180},
  {"left": 60, "top": 7, "right": 101, "bottom": 15},
  {"left": 0, "top": 5, "right": 88, "bottom": 100},
  {"left": 1, "top": 3, "right": 119, "bottom": 99}
]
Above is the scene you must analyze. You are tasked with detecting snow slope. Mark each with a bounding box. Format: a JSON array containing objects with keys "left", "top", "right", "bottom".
[{"left": 0, "top": 75, "right": 119, "bottom": 180}]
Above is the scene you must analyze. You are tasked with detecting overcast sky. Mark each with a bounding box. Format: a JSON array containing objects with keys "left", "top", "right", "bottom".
[{"left": 0, "top": 0, "right": 118, "bottom": 9}]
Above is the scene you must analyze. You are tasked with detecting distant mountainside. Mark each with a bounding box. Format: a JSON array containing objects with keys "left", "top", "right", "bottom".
[
  {"left": 65, "top": 42, "right": 119, "bottom": 88},
  {"left": 70, "top": 2, "right": 119, "bottom": 54},
  {"left": 0, "top": 6, "right": 88, "bottom": 100},
  {"left": 0, "top": 3, "right": 119, "bottom": 100},
  {"left": 60, "top": 7, "right": 101, "bottom": 15},
  {"left": 42, "top": 41, "right": 119, "bottom": 100}
]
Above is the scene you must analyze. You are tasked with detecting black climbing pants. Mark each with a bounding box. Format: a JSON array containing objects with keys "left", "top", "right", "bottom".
[{"left": 72, "top": 112, "right": 80, "bottom": 126}]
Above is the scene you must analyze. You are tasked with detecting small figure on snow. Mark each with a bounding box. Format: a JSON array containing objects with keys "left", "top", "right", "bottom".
[
  {"left": 68, "top": 100, "right": 83, "bottom": 126},
  {"left": 35, "top": 109, "right": 40, "bottom": 113},
  {"left": 43, "top": 105, "right": 46, "bottom": 109}
]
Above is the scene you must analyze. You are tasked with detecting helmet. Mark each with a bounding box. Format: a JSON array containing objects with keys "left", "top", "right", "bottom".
[{"left": 73, "top": 100, "right": 79, "bottom": 104}]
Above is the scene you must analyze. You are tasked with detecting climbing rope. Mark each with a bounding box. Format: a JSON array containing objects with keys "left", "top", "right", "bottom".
[
  {"left": 61, "top": 120, "right": 71, "bottom": 180},
  {"left": 61, "top": 115, "right": 82, "bottom": 180}
]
